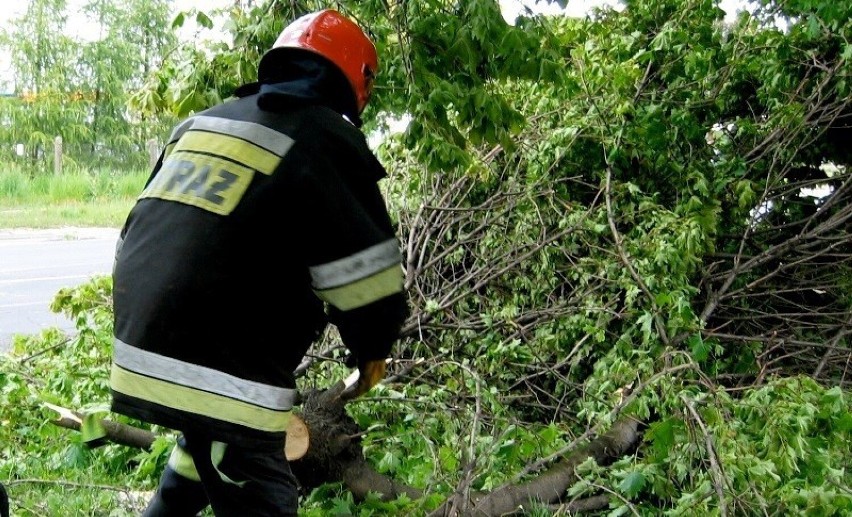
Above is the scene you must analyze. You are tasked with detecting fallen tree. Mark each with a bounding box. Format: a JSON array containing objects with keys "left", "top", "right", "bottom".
[{"left": 47, "top": 394, "right": 641, "bottom": 516}]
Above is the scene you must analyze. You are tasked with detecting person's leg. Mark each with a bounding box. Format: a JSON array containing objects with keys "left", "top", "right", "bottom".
[
  {"left": 182, "top": 432, "right": 300, "bottom": 517},
  {"left": 142, "top": 436, "right": 210, "bottom": 517}
]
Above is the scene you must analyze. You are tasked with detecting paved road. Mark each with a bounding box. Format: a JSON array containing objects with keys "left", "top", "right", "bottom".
[{"left": 0, "top": 227, "right": 119, "bottom": 352}]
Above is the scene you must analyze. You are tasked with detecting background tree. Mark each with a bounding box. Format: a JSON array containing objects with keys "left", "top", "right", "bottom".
[
  {"left": 0, "top": 0, "right": 77, "bottom": 163},
  {"left": 0, "top": 0, "right": 177, "bottom": 171}
]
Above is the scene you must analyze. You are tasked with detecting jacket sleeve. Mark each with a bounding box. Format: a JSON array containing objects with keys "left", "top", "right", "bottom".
[{"left": 290, "top": 149, "right": 409, "bottom": 362}]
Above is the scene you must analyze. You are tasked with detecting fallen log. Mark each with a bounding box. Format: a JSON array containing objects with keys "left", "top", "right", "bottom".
[
  {"left": 428, "top": 417, "right": 641, "bottom": 517},
  {"left": 44, "top": 403, "right": 156, "bottom": 450},
  {"left": 46, "top": 396, "right": 637, "bottom": 515}
]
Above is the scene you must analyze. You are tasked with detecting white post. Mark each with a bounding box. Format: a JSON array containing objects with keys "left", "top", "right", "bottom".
[
  {"left": 54, "top": 136, "right": 63, "bottom": 176},
  {"left": 147, "top": 138, "right": 160, "bottom": 168}
]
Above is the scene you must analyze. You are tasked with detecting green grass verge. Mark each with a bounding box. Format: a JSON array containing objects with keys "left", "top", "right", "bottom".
[{"left": 0, "top": 164, "right": 146, "bottom": 228}]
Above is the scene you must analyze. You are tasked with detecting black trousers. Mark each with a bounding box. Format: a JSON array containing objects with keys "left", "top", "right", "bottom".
[{"left": 142, "top": 432, "right": 299, "bottom": 517}]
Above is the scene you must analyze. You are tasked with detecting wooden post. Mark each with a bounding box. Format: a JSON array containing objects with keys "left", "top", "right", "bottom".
[
  {"left": 147, "top": 138, "right": 159, "bottom": 168},
  {"left": 54, "top": 136, "right": 63, "bottom": 176}
]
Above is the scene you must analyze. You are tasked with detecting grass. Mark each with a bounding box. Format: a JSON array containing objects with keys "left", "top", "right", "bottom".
[{"left": 0, "top": 163, "right": 147, "bottom": 228}]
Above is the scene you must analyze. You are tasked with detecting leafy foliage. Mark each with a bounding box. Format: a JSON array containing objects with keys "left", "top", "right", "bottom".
[
  {"left": 0, "top": 278, "right": 168, "bottom": 515},
  {"left": 1, "top": 0, "right": 850, "bottom": 515}
]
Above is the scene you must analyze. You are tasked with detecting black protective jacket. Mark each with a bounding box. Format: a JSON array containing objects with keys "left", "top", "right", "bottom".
[{"left": 110, "top": 64, "right": 408, "bottom": 447}]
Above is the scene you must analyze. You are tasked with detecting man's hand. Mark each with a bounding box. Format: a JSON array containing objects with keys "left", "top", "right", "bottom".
[{"left": 340, "top": 359, "right": 386, "bottom": 401}]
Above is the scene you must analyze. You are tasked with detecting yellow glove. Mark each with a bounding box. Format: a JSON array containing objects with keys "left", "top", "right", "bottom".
[{"left": 340, "top": 359, "right": 386, "bottom": 401}]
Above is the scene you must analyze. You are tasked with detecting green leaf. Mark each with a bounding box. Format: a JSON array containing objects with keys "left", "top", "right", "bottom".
[
  {"left": 806, "top": 15, "right": 821, "bottom": 38},
  {"left": 330, "top": 498, "right": 353, "bottom": 516},
  {"left": 637, "top": 312, "right": 654, "bottom": 340},
  {"left": 196, "top": 12, "right": 214, "bottom": 30},
  {"left": 645, "top": 418, "right": 677, "bottom": 459},
  {"left": 172, "top": 12, "right": 185, "bottom": 29},
  {"left": 619, "top": 471, "right": 646, "bottom": 498},
  {"left": 63, "top": 442, "right": 89, "bottom": 469},
  {"left": 377, "top": 450, "right": 400, "bottom": 473},
  {"left": 837, "top": 411, "right": 852, "bottom": 433},
  {"left": 689, "top": 334, "right": 710, "bottom": 362}
]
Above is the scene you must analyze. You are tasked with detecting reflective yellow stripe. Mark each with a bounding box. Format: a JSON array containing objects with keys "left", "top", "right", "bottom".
[
  {"left": 175, "top": 131, "right": 281, "bottom": 175},
  {"left": 113, "top": 339, "right": 297, "bottom": 409},
  {"left": 163, "top": 142, "right": 176, "bottom": 159},
  {"left": 168, "top": 440, "right": 227, "bottom": 482},
  {"left": 211, "top": 442, "right": 226, "bottom": 466},
  {"left": 140, "top": 151, "right": 254, "bottom": 215},
  {"left": 314, "top": 265, "right": 404, "bottom": 311},
  {"left": 210, "top": 442, "right": 249, "bottom": 487},
  {"left": 168, "top": 443, "right": 200, "bottom": 481},
  {"left": 111, "top": 365, "right": 292, "bottom": 432}
]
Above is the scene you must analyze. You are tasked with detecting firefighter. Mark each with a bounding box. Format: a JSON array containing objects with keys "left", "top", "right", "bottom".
[{"left": 109, "top": 9, "right": 408, "bottom": 516}]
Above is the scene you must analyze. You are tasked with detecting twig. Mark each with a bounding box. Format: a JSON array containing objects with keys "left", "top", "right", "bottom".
[
  {"left": 681, "top": 395, "right": 728, "bottom": 517},
  {"left": 585, "top": 480, "right": 641, "bottom": 517},
  {"left": 17, "top": 338, "right": 71, "bottom": 365},
  {"left": 5, "top": 478, "right": 134, "bottom": 493},
  {"left": 515, "top": 361, "right": 695, "bottom": 481}
]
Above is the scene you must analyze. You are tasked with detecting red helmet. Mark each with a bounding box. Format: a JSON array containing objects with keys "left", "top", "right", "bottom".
[{"left": 259, "top": 9, "right": 378, "bottom": 113}]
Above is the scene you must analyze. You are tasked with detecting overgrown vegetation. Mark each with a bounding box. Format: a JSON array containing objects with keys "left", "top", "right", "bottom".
[{"left": 1, "top": 0, "right": 850, "bottom": 515}]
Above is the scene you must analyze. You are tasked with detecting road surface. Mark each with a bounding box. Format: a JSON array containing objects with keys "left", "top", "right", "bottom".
[{"left": 0, "top": 227, "right": 119, "bottom": 352}]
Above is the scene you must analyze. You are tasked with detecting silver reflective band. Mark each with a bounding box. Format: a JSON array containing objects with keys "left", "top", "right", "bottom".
[
  {"left": 166, "top": 117, "right": 195, "bottom": 145},
  {"left": 113, "top": 339, "right": 298, "bottom": 411},
  {"left": 189, "top": 116, "right": 295, "bottom": 157},
  {"left": 309, "top": 239, "right": 402, "bottom": 289},
  {"left": 165, "top": 116, "right": 294, "bottom": 157}
]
